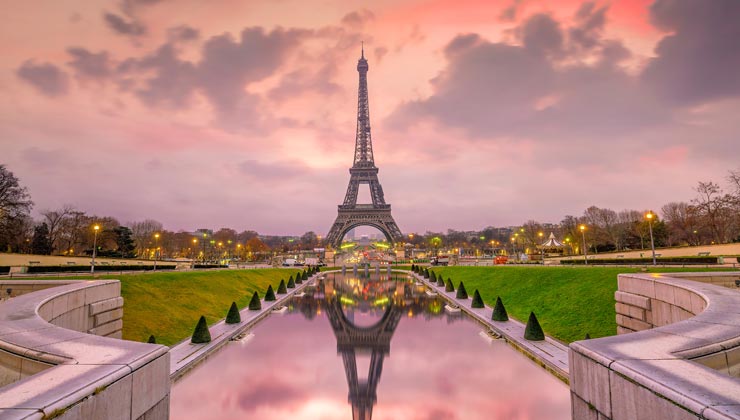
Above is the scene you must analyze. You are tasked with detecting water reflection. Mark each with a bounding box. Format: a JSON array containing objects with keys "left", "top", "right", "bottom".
[
  {"left": 171, "top": 272, "right": 569, "bottom": 420},
  {"left": 312, "top": 273, "right": 460, "bottom": 420}
]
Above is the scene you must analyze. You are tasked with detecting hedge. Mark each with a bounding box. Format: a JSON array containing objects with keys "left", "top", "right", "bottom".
[
  {"left": 0, "top": 267, "right": 9, "bottom": 275},
  {"left": 560, "top": 256, "right": 718, "bottom": 265},
  {"left": 26, "top": 265, "right": 176, "bottom": 273}
]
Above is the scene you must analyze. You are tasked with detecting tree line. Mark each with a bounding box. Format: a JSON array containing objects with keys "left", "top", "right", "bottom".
[{"left": 1, "top": 164, "right": 738, "bottom": 259}]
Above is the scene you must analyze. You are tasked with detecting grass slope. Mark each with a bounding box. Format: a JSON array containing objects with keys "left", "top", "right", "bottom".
[
  {"left": 27, "top": 269, "right": 300, "bottom": 346},
  {"left": 429, "top": 266, "right": 734, "bottom": 343}
]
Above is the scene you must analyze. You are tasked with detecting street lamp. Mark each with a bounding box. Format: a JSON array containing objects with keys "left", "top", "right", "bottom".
[
  {"left": 153, "top": 233, "right": 160, "bottom": 271},
  {"left": 645, "top": 211, "right": 657, "bottom": 266},
  {"left": 91, "top": 225, "right": 100, "bottom": 274},
  {"left": 579, "top": 225, "right": 588, "bottom": 265},
  {"left": 538, "top": 232, "right": 544, "bottom": 264}
]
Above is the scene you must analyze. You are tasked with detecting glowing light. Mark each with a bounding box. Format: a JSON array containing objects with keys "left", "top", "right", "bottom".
[{"left": 374, "top": 297, "right": 389, "bottom": 306}]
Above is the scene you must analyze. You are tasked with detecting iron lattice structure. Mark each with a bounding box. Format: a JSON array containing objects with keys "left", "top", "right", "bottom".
[
  {"left": 325, "top": 49, "right": 403, "bottom": 247},
  {"left": 326, "top": 297, "right": 402, "bottom": 420}
]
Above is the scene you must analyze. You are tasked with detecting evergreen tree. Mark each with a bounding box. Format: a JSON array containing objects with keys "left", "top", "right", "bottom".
[
  {"left": 437, "top": 276, "right": 445, "bottom": 287},
  {"left": 264, "top": 284, "right": 276, "bottom": 301},
  {"left": 248, "top": 291, "right": 262, "bottom": 310},
  {"left": 31, "top": 223, "right": 52, "bottom": 255},
  {"left": 524, "top": 312, "right": 545, "bottom": 341},
  {"left": 584, "top": 333, "right": 591, "bottom": 340},
  {"left": 287, "top": 276, "right": 296, "bottom": 288},
  {"left": 113, "top": 226, "right": 136, "bottom": 258},
  {"left": 492, "top": 297, "right": 509, "bottom": 321},
  {"left": 471, "top": 289, "right": 484, "bottom": 308},
  {"left": 191, "top": 316, "right": 211, "bottom": 344},
  {"left": 456, "top": 281, "right": 468, "bottom": 299},
  {"left": 147, "top": 335, "right": 156, "bottom": 344},
  {"left": 277, "top": 279, "right": 287, "bottom": 294},
  {"left": 226, "top": 302, "right": 241, "bottom": 324},
  {"left": 302, "top": 270, "right": 308, "bottom": 280},
  {"left": 445, "top": 278, "right": 454, "bottom": 292},
  {"left": 430, "top": 271, "right": 437, "bottom": 282},
  {"left": 295, "top": 272, "right": 303, "bottom": 284}
]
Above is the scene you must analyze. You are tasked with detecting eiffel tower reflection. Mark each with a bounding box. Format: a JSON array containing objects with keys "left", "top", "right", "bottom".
[{"left": 291, "top": 272, "right": 463, "bottom": 419}]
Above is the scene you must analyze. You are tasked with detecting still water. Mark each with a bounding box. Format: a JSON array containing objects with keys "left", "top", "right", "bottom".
[{"left": 171, "top": 272, "right": 570, "bottom": 419}]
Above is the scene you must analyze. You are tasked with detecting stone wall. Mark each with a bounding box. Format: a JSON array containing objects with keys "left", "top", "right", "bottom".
[
  {"left": 0, "top": 280, "right": 169, "bottom": 420},
  {"left": 570, "top": 272, "right": 740, "bottom": 420}
]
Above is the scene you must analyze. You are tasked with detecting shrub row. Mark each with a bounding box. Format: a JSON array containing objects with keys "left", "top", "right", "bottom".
[
  {"left": 193, "top": 264, "right": 228, "bottom": 269},
  {"left": 561, "top": 256, "right": 719, "bottom": 265},
  {"left": 26, "top": 264, "right": 176, "bottom": 273},
  {"left": 423, "top": 270, "right": 550, "bottom": 342},
  {"left": 0, "top": 266, "right": 9, "bottom": 275}
]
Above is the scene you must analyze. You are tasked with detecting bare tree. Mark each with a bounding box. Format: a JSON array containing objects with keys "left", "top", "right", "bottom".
[
  {"left": 130, "top": 219, "right": 163, "bottom": 257},
  {"left": 692, "top": 181, "right": 733, "bottom": 243},
  {"left": 0, "top": 165, "right": 34, "bottom": 252},
  {"left": 40, "top": 205, "right": 77, "bottom": 254}
]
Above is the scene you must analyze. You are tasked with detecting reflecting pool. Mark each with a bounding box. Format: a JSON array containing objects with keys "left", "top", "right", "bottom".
[{"left": 171, "top": 272, "right": 570, "bottom": 419}]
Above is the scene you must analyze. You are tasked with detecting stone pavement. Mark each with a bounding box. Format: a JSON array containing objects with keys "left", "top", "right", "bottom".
[
  {"left": 412, "top": 271, "right": 570, "bottom": 382},
  {"left": 169, "top": 273, "right": 317, "bottom": 382}
]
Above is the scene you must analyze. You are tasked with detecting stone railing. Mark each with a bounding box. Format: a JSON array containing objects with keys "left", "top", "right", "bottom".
[
  {"left": 570, "top": 272, "right": 740, "bottom": 420},
  {"left": 0, "top": 280, "right": 169, "bottom": 420}
]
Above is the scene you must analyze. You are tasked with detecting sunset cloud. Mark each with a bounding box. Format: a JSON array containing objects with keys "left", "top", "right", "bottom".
[{"left": 2, "top": 0, "right": 739, "bottom": 234}]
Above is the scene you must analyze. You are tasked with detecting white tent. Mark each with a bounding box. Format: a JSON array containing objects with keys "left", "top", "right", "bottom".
[{"left": 540, "top": 232, "right": 564, "bottom": 248}]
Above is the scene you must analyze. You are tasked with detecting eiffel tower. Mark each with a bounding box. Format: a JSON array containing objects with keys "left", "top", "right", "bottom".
[{"left": 325, "top": 47, "right": 403, "bottom": 247}]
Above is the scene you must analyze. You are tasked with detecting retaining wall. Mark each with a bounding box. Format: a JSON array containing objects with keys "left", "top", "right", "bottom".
[
  {"left": 570, "top": 272, "right": 740, "bottom": 420},
  {"left": 0, "top": 280, "right": 169, "bottom": 420}
]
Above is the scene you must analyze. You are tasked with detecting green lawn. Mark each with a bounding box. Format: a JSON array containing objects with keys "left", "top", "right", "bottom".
[
  {"left": 26, "top": 269, "right": 301, "bottom": 346},
  {"left": 427, "top": 266, "right": 735, "bottom": 343}
]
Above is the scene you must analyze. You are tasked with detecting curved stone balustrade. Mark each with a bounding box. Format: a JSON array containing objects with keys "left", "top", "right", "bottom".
[
  {"left": 0, "top": 280, "right": 169, "bottom": 420},
  {"left": 570, "top": 272, "right": 740, "bottom": 420}
]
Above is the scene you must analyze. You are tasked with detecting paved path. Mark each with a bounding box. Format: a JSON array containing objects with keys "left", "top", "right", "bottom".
[
  {"left": 169, "top": 274, "right": 317, "bottom": 382},
  {"left": 412, "top": 272, "right": 570, "bottom": 383}
]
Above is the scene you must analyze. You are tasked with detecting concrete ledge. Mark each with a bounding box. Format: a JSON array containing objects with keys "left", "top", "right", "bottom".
[
  {"left": 570, "top": 272, "right": 740, "bottom": 420},
  {"left": 0, "top": 280, "right": 169, "bottom": 420}
]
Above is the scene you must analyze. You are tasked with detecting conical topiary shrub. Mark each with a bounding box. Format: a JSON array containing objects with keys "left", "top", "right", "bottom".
[
  {"left": 492, "top": 296, "right": 509, "bottom": 321},
  {"left": 226, "top": 302, "right": 241, "bottom": 324},
  {"left": 147, "top": 335, "right": 156, "bottom": 344},
  {"left": 265, "top": 285, "right": 276, "bottom": 301},
  {"left": 445, "top": 278, "right": 454, "bottom": 292},
  {"left": 295, "top": 273, "right": 303, "bottom": 284},
  {"left": 191, "top": 315, "right": 211, "bottom": 344},
  {"left": 277, "top": 279, "right": 287, "bottom": 294},
  {"left": 456, "top": 281, "right": 468, "bottom": 299},
  {"left": 437, "top": 276, "right": 445, "bottom": 287},
  {"left": 524, "top": 312, "right": 545, "bottom": 341},
  {"left": 424, "top": 269, "right": 429, "bottom": 278},
  {"left": 430, "top": 271, "right": 437, "bottom": 282},
  {"left": 584, "top": 333, "right": 591, "bottom": 340},
  {"left": 411, "top": 264, "right": 416, "bottom": 273},
  {"left": 287, "top": 275, "right": 296, "bottom": 288},
  {"left": 302, "top": 271, "right": 308, "bottom": 280},
  {"left": 471, "top": 289, "right": 484, "bottom": 308},
  {"left": 248, "top": 291, "right": 262, "bottom": 310}
]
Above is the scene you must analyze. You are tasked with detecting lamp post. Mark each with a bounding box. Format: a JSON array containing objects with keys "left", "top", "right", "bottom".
[
  {"left": 202, "top": 233, "right": 207, "bottom": 262},
  {"left": 153, "top": 233, "right": 160, "bottom": 271},
  {"left": 579, "top": 225, "right": 588, "bottom": 265},
  {"left": 91, "top": 225, "right": 100, "bottom": 274},
  {"left": 191, "top": 238, "right": 198, "bottom": 268},
  {"left": 538, "top": 232, "right": 544, "bottom": 265},
  {"left": 646, "top": 211, "right": 657, "bottom": 266}
]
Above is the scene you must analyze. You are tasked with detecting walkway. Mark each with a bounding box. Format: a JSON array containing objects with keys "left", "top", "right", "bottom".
[{"left": 412, "top": 271, "right": 570, "bottom": 382}]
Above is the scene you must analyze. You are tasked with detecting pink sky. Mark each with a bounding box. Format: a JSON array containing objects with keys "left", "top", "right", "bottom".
[{"left": 2, "top": 0, "right": 739, "bottom": 235}]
